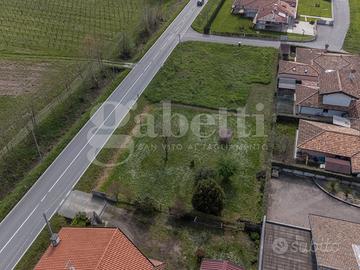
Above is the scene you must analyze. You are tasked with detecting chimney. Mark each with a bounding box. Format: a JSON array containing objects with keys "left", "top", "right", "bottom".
[
  {"left": 349, "top": 69, "right": 356, "bottom": 82},
  {"left": 325, "top": 44, "right": 329, "bottom": 52},
  {"left": 43, "top": 213, "right": 61, "bottom": 247},
  {"left": 66, "top": 261, "right": 76, "bottom": 270}
]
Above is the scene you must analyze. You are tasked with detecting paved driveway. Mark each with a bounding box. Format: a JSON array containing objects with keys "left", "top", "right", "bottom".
[{"left": 267, "top": 175, "right": 360, "bottom": 228}]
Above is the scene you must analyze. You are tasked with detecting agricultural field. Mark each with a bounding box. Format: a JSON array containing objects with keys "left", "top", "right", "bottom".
[
  {"left": 297, "top": 0, "right": 332, "bottom": 18},
  {"left": 74, "top": 42, "right": 278, "bottom": 268},
  {"left": 0, "top": 0, "right": 188, "bottom": 223},
  {"left": 0, "top": 0, "right": 183, "bottom": 57},
  {"left": 344, "top": 0, "right": 360, "bottom": 53},
  {"left": 0, "top": 59, "right": 80, "bottom": 147}
]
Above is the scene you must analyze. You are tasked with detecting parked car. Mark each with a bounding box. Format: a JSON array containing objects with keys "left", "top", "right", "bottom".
[{"left": 197, "top": 0, "right": 204, "bottom": 6}]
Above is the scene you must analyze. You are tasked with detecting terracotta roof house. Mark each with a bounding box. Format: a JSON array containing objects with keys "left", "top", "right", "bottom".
[
  {"left": 231, "top": 0, "right": 297, "bottom": 32},
  {"left": 200, "top": 259, "right": 245, "bottom": 270},
  {"left": 296, "top": 119, "right": 360, "bottom": 175},
  {"left": 278, "top": 48, "right": 360, "bottom": 120},
  {"left": 259, "top": 215, "right": 360, "bottom": 270},
  {"left": 34, "top": 227, "right": 165, "bottom": 270},
  {"left": 309, "top": 215, "right": 360, "bottom": 270}
]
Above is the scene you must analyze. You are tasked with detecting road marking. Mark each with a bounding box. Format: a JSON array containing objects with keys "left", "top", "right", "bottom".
[
  {"left": 0, "top": 0, "right": 202, "bottom": 267},
  {"left": 144, "top": 62, "right": 151, "bottom": 72},
  {"left": 152, "top": 51, "right": 160, "bottom": 60},
  {"left": 0, "top": 204, "right": 39, "bottom": 254},
  {"left": 40, "top": 194, "right": 47, "bottom": 202}
]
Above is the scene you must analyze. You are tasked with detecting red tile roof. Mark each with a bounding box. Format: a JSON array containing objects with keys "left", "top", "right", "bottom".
[
  {"left": 297, "top": 120, "right": 360, "bottom": 173},
  {"left": 34, "top": 227, "right": 164, "bottom": 270},
  {"left": 200, "top": 259, "right": 245, "bottom": 270},
  {"left": 279, "top": 48, "right": 360, "bottom": 113}
]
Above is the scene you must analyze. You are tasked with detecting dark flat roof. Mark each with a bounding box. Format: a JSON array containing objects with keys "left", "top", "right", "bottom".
[{"left": 262, "top": 221, "right": 317, "bottom": 270}]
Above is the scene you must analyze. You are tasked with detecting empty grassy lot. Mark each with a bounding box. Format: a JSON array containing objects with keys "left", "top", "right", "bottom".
[
  {"left": 209, "top": 0, "right": 314, "bottom": 41},
  {"left": 73, "top": 42, "right": 278, "bottom": 268},
  {"left": 344, "top": 0, "right": 360, "bottom": 53},
  {"left": 0, "top": 0, "right": 185, "bottom": 57},
  {"left": 103, "top": 106, "right": 266, "bottom": 221},
  {"left": 145, "top": 42, "right": 276, "bottom": 109},
  {"left": 298, "top": 0, "right": 332, "bottom": 18}
]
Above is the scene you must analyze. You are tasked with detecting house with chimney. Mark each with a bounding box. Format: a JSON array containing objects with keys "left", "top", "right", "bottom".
[
  {"left": 231, "top": 0, "right": 297, "bottom": 31},
  {"left": 278, "top": 47, "right": 360, "bottom": 120},
  {"left": 34, "top": 227, "right": 165, "bottom": 270}
]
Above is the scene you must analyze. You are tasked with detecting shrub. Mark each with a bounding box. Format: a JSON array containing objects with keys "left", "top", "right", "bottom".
[
  {"left": 195, "top": 248, "right": 206, "bottom": 264},
  {"left": 217, "top": 158, "right": 238, "bottom": 182},
  {"left": 195, "top": 167, "right": 216, "bottom": 182},
  {"left": 71, "top": 212, "right": 91, "bottom": 227},
  {"left": 169, "top": 196, "right": 187, "bottom": 218},
  {"left": 192, "top": 179, "right": 225, "bottom": 215},
  {"left": 134, "top": 195, "right": 159, "bottom": 215}
]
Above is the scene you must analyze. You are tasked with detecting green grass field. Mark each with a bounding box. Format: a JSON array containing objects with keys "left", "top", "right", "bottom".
[
  {"left": 145, "top": 42, "right": 276, "bottom": 109},
  {"left": 344, "top": 0, "right": 360, "bottom": 53},
  {"left": 210, "top": 0, "right": 314, "bottom": 41},
  {"left": 298, "top": 0, "right": 332, "bottom": 18}
]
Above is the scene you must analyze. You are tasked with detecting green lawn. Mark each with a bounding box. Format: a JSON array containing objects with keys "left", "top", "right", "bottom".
[
  {"left": 298, "top": 0, "right": 332, "bottom": 18},
  {"left": 344, "top": 0, "right": 360, "bottom": 53},
  {"left": 145, "top": 42, "right": 277, "bottom": 109},
  {"left": 210, "top": 0, "right": 314, "bottom": 41}
]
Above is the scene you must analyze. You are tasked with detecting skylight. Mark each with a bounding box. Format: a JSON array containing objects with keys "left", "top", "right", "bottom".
[{"left": 352, "top": 244, "right": 360, "bottom": 269}]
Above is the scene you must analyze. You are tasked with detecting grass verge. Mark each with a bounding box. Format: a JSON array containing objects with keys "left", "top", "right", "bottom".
[
  {"left": 344, "top": 0, "right": 360, "bottom": 53},
  {"left": 14, "top": 215, "right": 68, "bottom": 270},
  {"left": 0, "top": 70, "right": 129, "bottom": 221},
  {"left": 192, "top": 0, "right": 224, "bottom": 33}
]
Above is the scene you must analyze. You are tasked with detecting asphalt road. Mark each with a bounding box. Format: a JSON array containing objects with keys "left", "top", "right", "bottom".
[{"left": 0, "top": 1, "right": 206, "bottom": 269}]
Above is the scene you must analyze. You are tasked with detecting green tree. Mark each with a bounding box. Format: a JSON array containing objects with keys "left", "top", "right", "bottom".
[
  {"left": 217, "top": 158, "right": 238, "bottom": 182},
  {"left": 192, "top": 179, "right": 225, "bottom": 216}
]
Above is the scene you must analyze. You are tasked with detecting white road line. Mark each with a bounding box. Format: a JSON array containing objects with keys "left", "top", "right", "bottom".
[
  {"left": 1, "top": 1, "right": 203, "bottom": 268},
  {"left": 152, "top": 51, "right": 160, "bottom": 60},
  {"left": 40, "top": 194, "right": 47, "bottom": 202},
  {"left": 0, "top": 204, "right": 39, "bottom": 254},
  {"left": 144, "top": 62, "right": 151, "bottom": 72}
]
